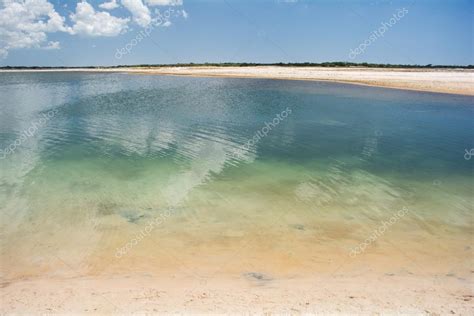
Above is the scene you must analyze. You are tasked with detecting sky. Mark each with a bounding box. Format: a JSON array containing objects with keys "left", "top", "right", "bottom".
[{"left": 0, "top": 0, "right": 472, "bottom": 66}]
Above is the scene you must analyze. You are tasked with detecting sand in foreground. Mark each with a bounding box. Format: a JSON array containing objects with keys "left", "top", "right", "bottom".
[{"left": 2, "top": 274, "right": 472, "bottom": 314}]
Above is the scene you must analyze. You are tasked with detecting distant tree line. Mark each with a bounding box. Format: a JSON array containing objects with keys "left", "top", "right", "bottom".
[{"left": 1, "top": 62, "right": 473, "bottom": 69}]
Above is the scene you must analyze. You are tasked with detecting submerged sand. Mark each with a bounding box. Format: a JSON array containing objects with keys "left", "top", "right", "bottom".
[
  {"left": 1, "top": 194, "right": 472, "bottom": 314},
  {"left": 2, "top": 66, "right": 473, "bottom": 95}
]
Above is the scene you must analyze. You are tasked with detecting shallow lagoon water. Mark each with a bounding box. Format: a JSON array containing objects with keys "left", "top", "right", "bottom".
[{"left": 0, "top": 72, "right": 472, "bottom": 281}]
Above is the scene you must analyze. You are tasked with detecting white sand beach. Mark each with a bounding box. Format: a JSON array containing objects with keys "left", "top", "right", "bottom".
[
  {"left": 2, "top": 66, "right": 473, "bottom": 96},
  {"left": 130, "top": 66, "right": 474, "bottom": 96}
]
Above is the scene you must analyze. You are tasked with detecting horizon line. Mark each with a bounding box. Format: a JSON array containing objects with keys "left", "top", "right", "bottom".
[{"left": 1, "top": 62, "right": 473, "bottom": 69}]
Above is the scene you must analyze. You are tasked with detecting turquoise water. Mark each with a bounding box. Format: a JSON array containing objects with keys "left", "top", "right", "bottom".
[{"left": 0, "top": 72, "right": 472, "bottom": 279}]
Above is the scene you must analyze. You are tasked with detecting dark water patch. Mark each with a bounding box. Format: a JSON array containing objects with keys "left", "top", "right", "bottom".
[
  {"left": 290, "top": 224, "right": 305, "bottom": 231},
  {"left": 96, "top": 203, "right": 150, "bottom": 223},
  {"left": 243, "top": 272, "right": 273, "bottom": 285},
  {"left": 117, "top": 211, "right": 147, "bottom": 224}
]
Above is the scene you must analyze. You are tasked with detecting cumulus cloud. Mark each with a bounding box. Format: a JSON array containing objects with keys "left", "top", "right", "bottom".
[
  {"left": 121, "top": 0, "right": 151, "bottom": 27},
  {"left": 99, "top": 0, "right": 119, "bottom": 10},
  {"left": 0, "top": 0, "right": 186, "bottom": 58},
  {"left": 69, "top": 1, "right": 129, "bottom": 37},
  {"left": 0, "top": 0, "right": 68, "bottom": 57}
]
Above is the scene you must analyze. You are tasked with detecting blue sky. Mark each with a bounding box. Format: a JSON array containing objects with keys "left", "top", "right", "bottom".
[{"left": 1, "top": 0, "right": 472, "bottom": 66}]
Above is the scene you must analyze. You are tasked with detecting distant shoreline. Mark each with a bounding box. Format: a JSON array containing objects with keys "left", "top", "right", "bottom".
[{"left": 1, "top": 66, "right": 473, "bottom": 96}]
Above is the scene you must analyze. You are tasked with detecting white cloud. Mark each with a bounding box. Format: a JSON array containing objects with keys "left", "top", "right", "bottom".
[
  {"left": 43, "top": 40, "right": 60, "bottom": 49},
  {"left": 121, "top": 0, "right": 151, "bottom": 27},
  {"left": 0, "top": 0, "right": 68, "bottom": 57},
  {"left": 145, "top": 0, "right": 183, "bottom": 5},
  {"left": 99, "top": 0, "right": 119, "bottom": 10},
  {"left": 70, "top": 1, "right": 129, "bottom": 37},
  {"left": 0, "top": 0, "right": 187, "bottom": 58}
]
